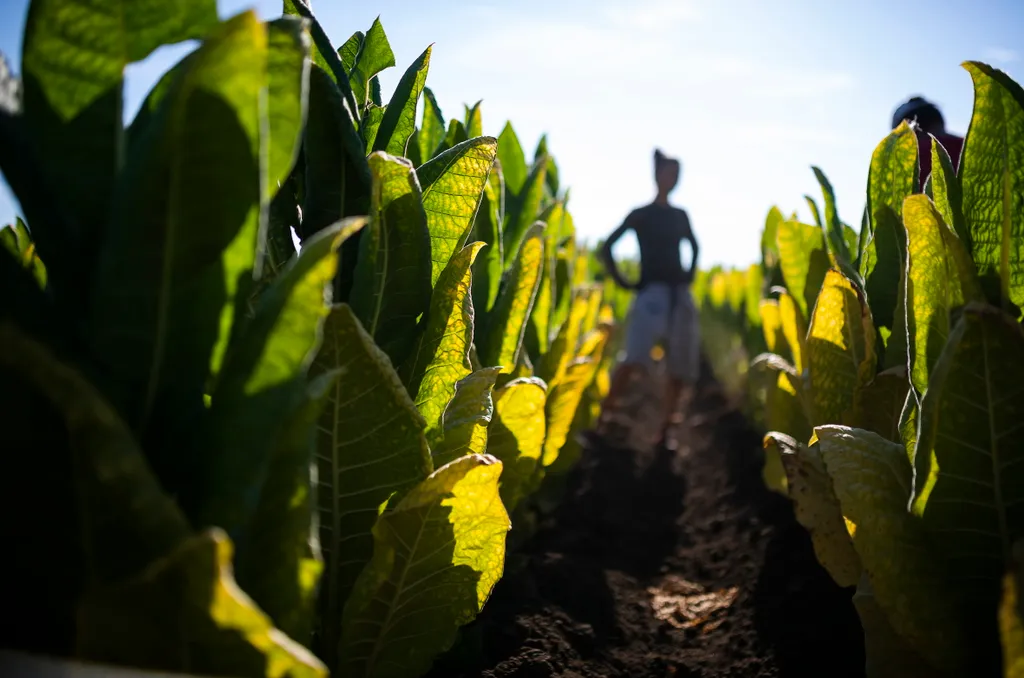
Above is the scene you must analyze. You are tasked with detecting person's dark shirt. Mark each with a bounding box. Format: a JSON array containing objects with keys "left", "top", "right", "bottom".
[{"left": 602, "top": 203, "right": 697, "bottom": 289}]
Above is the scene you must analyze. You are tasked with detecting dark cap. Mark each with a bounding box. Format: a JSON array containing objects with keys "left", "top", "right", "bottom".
[{"left": 892, "top": 96, "right": 939, "bottom": 129}]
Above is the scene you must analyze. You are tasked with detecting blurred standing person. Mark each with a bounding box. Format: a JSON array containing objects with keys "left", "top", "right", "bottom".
[
  {"left": 892, "top": 96, "right": 965, "bottom": 187},
  {"left": 596, "top": 149, "right": 700, "bottom": 448}
]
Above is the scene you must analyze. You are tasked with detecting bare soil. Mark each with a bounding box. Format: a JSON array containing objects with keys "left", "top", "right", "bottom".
[{"left": 425, "top": 365, "right": 866, "bottom": 677}]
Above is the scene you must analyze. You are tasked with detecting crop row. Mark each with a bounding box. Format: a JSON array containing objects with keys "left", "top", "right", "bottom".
[
  {"left": 0, "top": 2, "right": 621, "bottom": 677},
  {"left": 696, "top": 62, "right": 1024, "bottom": 677}
]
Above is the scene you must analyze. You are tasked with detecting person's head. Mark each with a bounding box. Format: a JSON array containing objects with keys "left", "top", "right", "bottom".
[
  {"left": 654, "top": 149, "right": 681, "bottom": 194},
  {"left": 892, "top": 96, "right": 946, "bottom": 134}
]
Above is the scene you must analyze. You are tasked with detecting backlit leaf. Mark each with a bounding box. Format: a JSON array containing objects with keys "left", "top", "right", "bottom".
[
  {"left": 504, "top": 156, "right": 548, "bottom": 267},
  {"left": 960, "top": 62, "right": 1024, "bottom": 308},
  {"left": 338, "top": 454, "right": 509, "bottom": 678},
  {"left": 348, "top": 18, "right": 395, "bottom": 109},
  {"left": 806, "top": 270, "right": 876, "bottom": 426},
  {"left": 812, "top": 166, "right": 851, "bottom": 264},
  {"left": 433, "top": 367, "right": 501, "bottom": 468},
  {"left": 487, "top": 378, "right": 546, "bottom": 512},
  {"left": 418, "top": 87, "right": 445, "bottom": 162},
  {"left": 930, "top": 135, "right": 970, "bottom": 247},
  {"left": 543, "top": 329, "right": 609, "bottom": 467},
  {"left": 311, "top": 304, "right": 432, "bottom": 658},
  {"left": 418, "top": 137, "right": 497, "bottom": 285},
  {"left": 471, "top": 159, "right": 505, "bottom": 317},
  {"left": 497, "top": 121, "right": 527, "bottom": 196},
  {"left": 852, "top": 365, "right": 910, "bottom": 443},
  {"left": 818, "top": 425, "right": 971, "bottom": 673},
  {"left": 776, "top": 219, "right": 829, "bottom": 319},
  {"left": 373, "top": 46, "right": 430, "bottom": 156}
]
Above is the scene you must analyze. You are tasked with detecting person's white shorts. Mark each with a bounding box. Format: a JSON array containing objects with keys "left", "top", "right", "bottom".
[{"left": 624, "top": 283, "right": 700, "bottom": 383}]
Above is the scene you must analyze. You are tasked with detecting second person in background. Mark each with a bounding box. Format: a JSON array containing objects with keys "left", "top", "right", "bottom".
[{"left": 597, "top": 149, "right": 700, "bottom": 449}]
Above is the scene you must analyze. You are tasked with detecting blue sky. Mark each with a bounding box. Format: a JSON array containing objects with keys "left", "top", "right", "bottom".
[{"left": 1, "top": 0, "right": 1022, "bottom": 269}]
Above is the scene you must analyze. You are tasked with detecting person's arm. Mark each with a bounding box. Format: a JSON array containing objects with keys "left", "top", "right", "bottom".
[
  {"left": 681, "top": 211, "right": 699, "bottom": 281},
  {"left": 600, "top": 216, "right": 636, "bottom": 290}
]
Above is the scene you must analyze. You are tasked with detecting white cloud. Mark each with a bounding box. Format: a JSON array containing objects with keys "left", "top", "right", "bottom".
[
  {"left": 601, "top": 0, "right": 702, "bottom": 31},
  {"left": 984, "top": 47, "right": 1020, "bottom": 64}
]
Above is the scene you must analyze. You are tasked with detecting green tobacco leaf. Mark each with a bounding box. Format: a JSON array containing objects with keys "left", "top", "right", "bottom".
[
  {"left": 762, "top": 206, "right": 784, "bottom": 270},
  {"left": 201, "top": 221, "right": 356, "bottom": 538},
  {"left": 266, "top": 18, "right": 310, "bottom": 195},
  {"left": 853, "top": 365, "right": 910, "bottom": 443},
  {"left": 543, "top": 331, "right": 608, "bottom": 467},
  {"left": 760, "top": 300, "right": 784, "bottom": 354},
  {"left": 930, "top": 136, "right": 970, "bottom": 247},
  {"left": 418, "top": 136, "right": 497, "bottom": 285},
  {"left": 776, "top": 220, "right": 829, "bottom": 319},
  {"left": 77, "top": 529, "right": 326, "bottom": 678},
  {"left": 348, "top": 18, "right": 395, "bottom": 109},
  {"left": 283, "top": 0, "right": 358, "bottom": 117},
  {"left": 527, "top": 203, "right": 565, "bottom": 356},
  {"left": 903, "top": 194, "right": 982, "bottom": 395},
  {"left": 300, "top": 58, "right": 370, "bottom": 241},
  {"left": 863, "top": 122, "right": 917, "bottom": 330},
  {"left": 818, "top": 425, "right": 971, "bottom": 674},
  {"left": 418, "top": 87, "right": 445, "bottom": 162},
  {"left": 498, "top": 121, "right": 528, "bottom": 197},
  {"left": 234, "top": 370, "right": 335, "bottom": 645},
  {"left": 21, "top": 0, "right": 217, "bottom": 285},
  {"left": 360, "top": 104, "right": 386, "bottom": 149},
  {"left": 465, "top": 100, "right": 483, "bottom": 138},
  {"left": 806, "top": 269, "right": 876, "bottom": 426},
  {"left": 914, "top": 305, "right": 1024, "bottom": 615},
  {"left": 338, "top": 31, "right": 363, "bottom": 73},
  {"left": 960, "top": 62, "right": 1024, "bottom": 309},
  {"left": 804, "top": 194, "right": 823, "bottom": 227},
  {"left": 773, "top": 432, "right": 861, "bottom": 587},
  {"left": 433, "top": 367, "right": 501, "bottom": 468},
  {"left": 745, "top": 263, "right": 764, "bottom": 327},
  {"left": 338, "top": 454, "right": 509, "bottom": 678},
  {"left": 403, "top": 243, "right": 484, "bottom": 450},
  {"left": 479, "top": 224, "right": 545, "bottom": 373},
  {"left": 0, "top": 322, "right": 189, "bottom": 586},
  {"left": 538, "top": 286, "right": 592, "bottom": 387},
  {"left": 487, "top": 377, "right": 546, "bottom": 512},
  {"left": 373, "top": 46, "right": 431, "bottom": 156},
  {"left": 2, "top": 217, "right": 46, "bottom": 289},
  {"left": 312, "top": 304, "right": 432, "bottom": 658},
  {"left": 503, "top": 155, "right": 548, "bottom": 267},
  {"left": 812, "top": 166, "right": 851, "bottom": 264},
  {"left": 471, "top": 160, "right": 505, "bottom": 317},
  {"left": 349, "top": 153, "right": 432, "bottom": 364},
  {"left": 852, "top": 575, "right": 945, "bottom": 678},
  {"left": 91, "top": 12, "right": 266, "bottom": 436},
  {"left": 778, "top": 290, "right": 807, "bottom": 375}
]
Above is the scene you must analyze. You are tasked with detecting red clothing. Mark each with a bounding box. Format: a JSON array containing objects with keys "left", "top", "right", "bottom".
[{"left": 917, "top": 130, "right": 964, "bottom": 187}]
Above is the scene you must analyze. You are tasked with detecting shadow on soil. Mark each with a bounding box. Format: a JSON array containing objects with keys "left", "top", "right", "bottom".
[{"left": 426, "top": 364, "right": 865, "bottom": 678}]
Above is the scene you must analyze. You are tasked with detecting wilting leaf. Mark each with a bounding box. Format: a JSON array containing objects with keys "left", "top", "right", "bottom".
[
  {"left": 234, "top": 371, "right": 335, "bottom": 644},
  {"left": 373, "top": 46, "right": 430, "bottom": 156},
  {"left": 852, "top": 365, "right": 911, "bottom": 443},
  {"left": 348, "top": 18, "right": 395, "bottom": 109},
  {"left": 433, "top": 367, "right": 501, "bottom": 467},
  {"left": 913, "top": 305, "right": 1024, "bottom": 616},
  {"left": 773, "top": 432, "right": 860, "bottom": 587},
  {"left": 403, "top": 243, "right": 484, "bottom": 449},
  {"left": 77, "top": 529, "right": 326, "bottom": 678},
  {"left": 543, "top": 330, "right": 609, "bottom": 467},
  {"left": 312, "top": 305, "right": 432, "bottom": 657},
  {"left": 201, "top": 221, "right": 356, "bottom": 536},
  {"left": 818, "top": 425, "right": 971, "bottom": 674},
  {"left": 21, "top": 0, "right": 217, "bottom": 292},
  {"left": 349, "top": 153, "right": 432, "bottom": 364},
  {"left": 418, "top": 87, "right": 445, "bottom": 163},
  {"left": 960, "top": 62, "right": 1024, "bottom": 308},
  {"left": 418, "top": 137, "right": 497, "bottom": 284},
  {"left": 777, "top": 220, "right": 829, "bottom": 319},
  {"left": 338, "top": 454, "right": 509, "bottom": 678},
  {"left": 930, "top": 136, "right": 970, "bottom": 247},
  {"left": 90, "top": 12, "right": 266, "bottom": 446},
  {"left": 806, "top": 270, "right": 876, "bottom": 426},
  {"left": 903, "top": 194, "right": 982, "bottom": 395},
  {"left": 862, "top": 122, "right": 917, "bottom": 330},
  {"left": 487, "top": 378, "right": 547, "bottom": 511},
  {"left": 497, "top": 121, "right": 527, "bottom": 197},
  {"left": 479, "top": 224, "right": 545, "bottom": 373}
]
